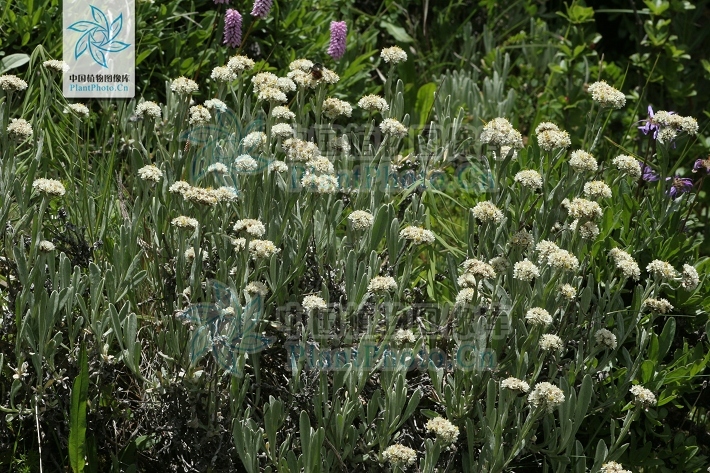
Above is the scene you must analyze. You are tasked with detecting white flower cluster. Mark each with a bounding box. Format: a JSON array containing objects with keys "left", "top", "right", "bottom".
[
  {"left": 382, "top": 444, "right": 417, "bottom": 469},
  {"left": 525, "top": 307, "right": 552, "bottom": 327},
  {"left": 283, "top": 138, "right": 320, "bottom": 162},
  {"left": 609, "top": 248, "right": 641, "bottom": 280},
  {"left": 535, "top": 122, "right": 571, "bottom": 151},
  {"left": 7, "top": 118, "right": 33, "bottom": 141},
  {"left": 234, "top": 219, "right": 266, "bottom": 237},
  {"left": 189, "top": 105, "right": 211, "bottom": 125},
  {"left": 646, "top": 259, "right": 678, "bottom": 280},
  {"left": 205, "top": 99, "right": 227, "bottom": 112},
  {"left": 588, "top": 80, "right": 626, "bottom": 109},
  {"left": 33, "top": 178, "right": 66, "bottom": 197},
  {"left": 514, "top": 170, "right": 543, "bottom": 190},
  {"left": 393, "top": 328, "right": 416, "bottom": 345},
  {"left": 681, "top": 264, "right": 700, "bottom": 291},
  {"left": 249, "top": 239, "right": 280, "bottom": 259},
  {"left": 569, "top": 219, "right": 600, "bottom": 240},
  {"left": 399, "top": 226, "right": 435, "bottom": 245},
  {"left": 268, "top": 160, "right": 289, "bottom": 173},
  {"left": 461, "top": 258, "right": 497, "bottom": 280},
  {"left": 380, "top": 46, "right": 408, "bottom": 64},
  {"left": 138, "top": 164, "right": 163, "bottom": 182},
  {"left": 368, "top": 276, "right": 397, "bottom": 294},
  {"left": 271, "top": 123, "right": 294, "bottom": 138},
  {"left": 170, "top": 76, "right": 199, "bottom": 95},
  {"left": 642, "top": 298, "right": 673, "bottom": 314},
  {"left": 583, "top": 181, "right": 612, "bottom": 199},
  {"left": 322, "top": 97, "right": 353, "bottom": 120},
  {"left": 64, "top": 103, "right": 90, "bottom": 118},
  {"left": 480, "top": 117, "right": 523, "bottom": 149},
  {"left": 528, "top": 382, "right": 565, "bottom": 412},
  {"left": 569, "top": 150, "right": 598, "bottom": 172},
  {"left": 559, "top": 284, "right": 577, "bottom": 300},
  {"left": 272, "top": 106, "right": 296, "bottom": 121},
  {"left": 600, "top": 461, "right": 632, "bottom": 473},
  {"left": 0, "top": 74, "right": 28, "bottom": 91},
  {"left": 510, "top": 230, "right": 534, "bottom": 249},
  {"left": 207, "top": 162, "right": 228, "bottom": 174},
  {"left": 612, "top": 155, "right": 642, "bottom": 179},
  {"left": 43, "top": 60, "right": 69, "bottom": 73},
  {"left": 171, "top": 182, "right": 238, "bottom": 205},
  {"left": 348, "top": 210, "right": 375, "bottom": 230},
  {"left": 547, "top": 248, "right": 579, "bottom": 271},
  {"left": 211, "top": 66, "right": 236, "bottom": 82},
  {"left": 630, "top": 385, "right": 657, "bottom": 407},
  {"left": 540, "top": 334, "right": 564, "bottom": 351},
  {"left": 234, "top": 155, "right": 258, "bottom": 172},
  {"left": 513, "top": 259, "right": 540, "bottom": 281},
  {"left": 38, "top": 240, "right": 56, "bottom": 252},
  {"left": 171, "top": 216, "right": 198, "bottom": 230},
  {"left": 357, "top": 94, "right": 389, "bottom": 113},
  {"left": 425, "top": 417, "right": 459, "bottom": 445},
  {"left": 245, "top": 281, "right": 269, "bottom": 296},
  {"left": 471, "top": 201, "right": 504, "bottom": 223},
  {"left": 301, "top": 173, "right": 339, "bottom": 194},
  {"left": 595, "top": 328, "right": 617, "bottom": 349},
  {"left": 566, "top": 197, "right": 603, "bottom": 221},
  {"left": 302, "top": 295, "right": 327, "bottom": 311},
  {"left": 653, "top": 110, "right": 699, "bottom": 144},
  {"left": 135, "top": 101, "right": 162, "bottom": 119},
  {"left": 501, "top": 377, "right": 530, "bottom": 393},
  {"left": 227, "top": 55, "right": 255, "bottom": 74},
  {"left": 380, "top": 118, "right": 407, "bottom": 138}
]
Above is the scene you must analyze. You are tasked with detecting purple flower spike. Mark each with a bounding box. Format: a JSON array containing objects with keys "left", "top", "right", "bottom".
[
  {"left": 327, "top": 21, "right": 347, "bottom": 60},
  {"left": 214, "top": 0, "right": 229, "bottom": 4},
  {"left": 251, "top": 0, "right": 273, "bottom": 19},
  {"left": 223, "top": 9, "right": 242, "bottom": 48},
  {"left": 666, "top": 176, "right": 694, "bottom": 198},
  {"left": 638, "top": 161, "right": 659, "bottom": 182},
  {"left": 692, "top": 157, "right": 710, "bottom": 174}
]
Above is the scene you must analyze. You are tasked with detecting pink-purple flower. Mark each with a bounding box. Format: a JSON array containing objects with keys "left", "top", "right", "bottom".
[
  {"left": 251, "top": 0, "right": 273, "bottom": 19},
  {"left": 223, "top": 9, "right": 242, "bottom": 48},
  {"left": 214, "top": 0, "right": 229, "bottom": 4},
  {"left": 666, "top": 176, "right": 693, "bottom": 198},
  {"left": 327, "top": 21, "right": 347, "bottom": 60}
]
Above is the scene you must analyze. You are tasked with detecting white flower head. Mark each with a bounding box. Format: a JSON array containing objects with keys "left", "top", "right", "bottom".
[
  {"left": 171, "top": 76, "right": 199, "bottom": 95},
  {"left": 425, "top": 417, "right": 459, "bottom": 445},
  {"left": 348, "top": 210, "right": 375, "bottom": 230},
  {"left": 480, "top": 117, "right": 523, "bottom": 149},
  {"left": 138, "top": 164, "right": 163, "bottom": 182},
  {"left": 528, "top": 382, "right": 565, "bottom": 412},
  {"left": 381, "top": 46, "right": 407, "bottom": 64},
  {"left": 399, "top": 226, "right": 435, "bottom": 245},
  {"left": 302, "top": 295, "right": 327, "bottom": 311},
  {"left": 588, "top": 80, "right": 626, "bottom": 109}
]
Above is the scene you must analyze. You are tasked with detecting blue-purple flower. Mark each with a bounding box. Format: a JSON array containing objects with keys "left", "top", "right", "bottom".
[
  {"left": 638, "top": 161, "right": 659, "bottom": 182},
  {"left": 223, "top": 9, "right": 242, "bottom": 48},
  {"left": 693, "top": 158, "right": 710, "bottom": 174},
  {"left": 666, "top": 176, "right": 693, "bottom": 198},
  {"left": 327, "top": 21, "right": 347, "bottom": 60}
]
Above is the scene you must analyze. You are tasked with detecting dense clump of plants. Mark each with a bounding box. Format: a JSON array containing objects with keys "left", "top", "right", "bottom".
[{"left": 1, "top": 1, "right": 710, "bottom": 472}]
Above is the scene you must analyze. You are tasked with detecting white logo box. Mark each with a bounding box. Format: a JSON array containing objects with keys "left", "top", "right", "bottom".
[{"left": 63, "top": 0, "right": 135, "bottom": 98}]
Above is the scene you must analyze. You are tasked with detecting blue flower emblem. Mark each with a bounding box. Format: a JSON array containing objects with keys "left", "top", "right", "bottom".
[{"left": 67, "top": 6, "right": 130, "bottom": 68}]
